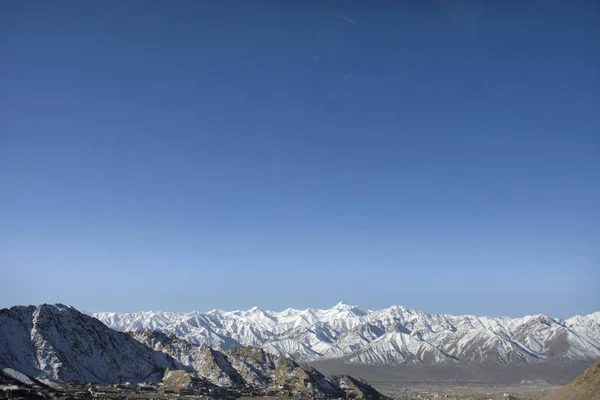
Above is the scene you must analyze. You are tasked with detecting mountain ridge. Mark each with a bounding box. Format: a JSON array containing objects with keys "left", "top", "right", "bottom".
[{"left": 94, "top": 303, "right": 600, "bottom": 366}]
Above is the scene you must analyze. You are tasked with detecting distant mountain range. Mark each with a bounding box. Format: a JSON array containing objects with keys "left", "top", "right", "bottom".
[
  {"left": 95, "top": 303, "right": 600, "bottom": 366},
  {"left": 0, "top": 304, "right": 388, "bottom": 399}
]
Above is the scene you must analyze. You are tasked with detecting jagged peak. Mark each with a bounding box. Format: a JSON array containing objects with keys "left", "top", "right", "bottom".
[
  {"left": 38, "top": 303, "right": 76, "bottom": 311},
  {"left": 329, "top": 302, "right": 368, "bottom": 317},
  {"left": 334, "top": 301, "right": 350, "bottom": 309},
  {"left": 279, "top": 307, "right": 298, "bottom": 314}
]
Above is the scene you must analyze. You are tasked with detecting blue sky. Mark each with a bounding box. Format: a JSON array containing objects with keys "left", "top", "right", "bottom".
[{"left": 1, "top": 1, "right": 598, "bottom": 318}]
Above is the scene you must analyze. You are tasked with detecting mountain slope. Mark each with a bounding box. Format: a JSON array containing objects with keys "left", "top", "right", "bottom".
[
  {"left": 0, "top": 304, "right": 177, "bottom": 383},
  {"left": 541, "top": 358, "right": 600, "bottom": 400},
  {"left": 94, "top": 303, "right": 600, "bottom": 366}
]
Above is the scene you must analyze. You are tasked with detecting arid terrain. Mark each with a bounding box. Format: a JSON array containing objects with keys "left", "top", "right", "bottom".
[
  {"left": 540, "top": 358, "right": 600, "bottom": 400},
  {"left": 311, "top": 360, "right": 592, "bottom": 399},
  {"left": 376, "top": 382, "right": 559, "bottom": 400}
]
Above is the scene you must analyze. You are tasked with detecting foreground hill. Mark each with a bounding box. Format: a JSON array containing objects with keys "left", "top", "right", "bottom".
[
  {"left": 95, "top": 303, "right": 600, "bottom": 365},
  {"left": 541, "top": 358, "right": 600, "bottom": 400},
  {"left": 0, "top": 304, "right": 176, "bottom": 382}
]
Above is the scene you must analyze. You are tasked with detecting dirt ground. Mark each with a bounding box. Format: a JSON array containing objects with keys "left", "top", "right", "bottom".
[{"left": 308, "top": 360, "right": 590, "bottom": 400}]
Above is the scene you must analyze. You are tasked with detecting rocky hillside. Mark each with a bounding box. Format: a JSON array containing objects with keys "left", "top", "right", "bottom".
[
  {"left": 129, "top": 331, "right": 245, "bottom": 387},
  {"left": 132, "top": 330, "right": 389, "bottom": 399},
  {"left": 0, "top": 304, "right": 178, "bottom": 383},
  {"left": 161, "top": 369, "right": 221, "bottom": 395},
  {"left": 541, "top": 358, "right": 600, "bottom": 400},
  {"left": 95, "top": 303, "right": 600, "bottom": 365}
]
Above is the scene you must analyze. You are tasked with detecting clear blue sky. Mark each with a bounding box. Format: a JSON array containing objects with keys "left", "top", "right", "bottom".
[{"left": 1, "top": 1, "right": 598, "bottom": 318}]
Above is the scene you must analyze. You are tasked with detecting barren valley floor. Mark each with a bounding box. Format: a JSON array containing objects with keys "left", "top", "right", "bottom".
[{"left": 309, "top": 360, "right": 590, "bottom": 399}]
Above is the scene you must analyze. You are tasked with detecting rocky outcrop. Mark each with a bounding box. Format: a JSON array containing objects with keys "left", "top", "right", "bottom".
[
  {"left": 225, "top": 345, "right": 278, "bottom": 387},
  {"left": 129, "top": 331, "right": 244, "bottom": 387},
  {"left": 161, "top": 369, "right": 222, "bottom": 394},
  {"left": 330, "top": 375, "right": 389, "bottom": 400}
]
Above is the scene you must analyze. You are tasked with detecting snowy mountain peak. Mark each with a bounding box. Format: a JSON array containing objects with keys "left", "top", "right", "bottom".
[
  {"left": 334, "top": 301, "right": 351, "bottom": 309},
  {"left": 42, "top": 303, "right": 74, "bottom": 312},
  {"left": 277, "top": 307, "right": 298, "bottom": 316},
  {"left": 567, "top": 312, "right": 600, "bottom": 329},
  {"left": 328, "top": 302, "right": 368, "bottom": 318}
]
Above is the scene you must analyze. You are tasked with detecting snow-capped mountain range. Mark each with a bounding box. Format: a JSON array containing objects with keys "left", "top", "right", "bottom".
[{"left": 94, "top": 303, "right": 600, "bottom": 366}]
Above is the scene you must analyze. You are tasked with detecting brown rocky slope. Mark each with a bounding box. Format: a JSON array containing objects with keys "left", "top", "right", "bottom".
[{"left": 541, "top": 358, "right": 600, "bottom": 400}]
